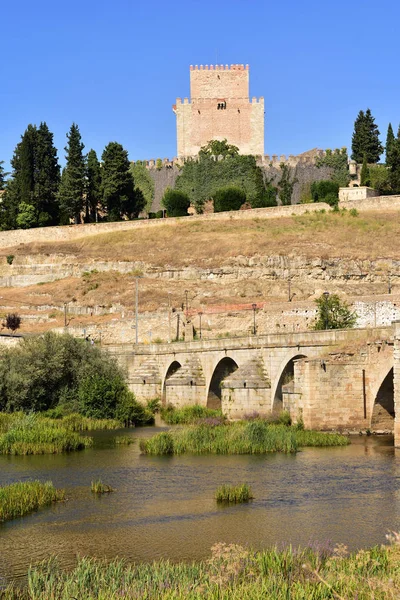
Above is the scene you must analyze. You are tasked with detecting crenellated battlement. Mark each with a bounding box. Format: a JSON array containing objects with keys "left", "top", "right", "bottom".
[
  {"left": 132, "top": 150, "right": 326, "bottom": 170},
  {"left": 190, "top": 64, "right": 249, "bottom": 71}
]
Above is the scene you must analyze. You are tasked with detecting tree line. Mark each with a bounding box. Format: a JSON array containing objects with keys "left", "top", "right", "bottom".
[
  {"left": 0, "top": 123, "right": 145, "bottom": 230},
  {"left": 351, "top": 109, "right": 400, "bottom": 194}
]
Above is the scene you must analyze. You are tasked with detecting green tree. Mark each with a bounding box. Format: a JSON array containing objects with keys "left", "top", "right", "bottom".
[
  {"left": 4, "top": 123, "right": 60, "bottom": 229},
  {"left": 369, "top": 164, "right": 391, "bottom": 195},
  {"left": 86, "top": 149, "right": 101, "bottom": 222},
  {"left": 310, "top": 180, "right": 339, "bottom": 206},
  {"left": 360, "top": 154, "right": 370, "bottom": 186},
  {"left": 213, "top": 186, "right": 246, "bottom": 212},
  {"left": 0, "top": 161, "right": 8, "bottom": 190},
  {"left": 0, "top": 332, "right": 152, "bottom": 423},
  {"left": 34, "top": 122, "right": 61, "bottom": 225},
  {"left": 386, "top": 123, "right": 396, "bottom": 168},
  {"left": 351, "top": 109, "right": 383, "bottom": 163},
  {"left": 161, "top": 188, "right": 190, "bottom": 216},
  {"left": 130, "top": 161, "right": 155, "bottom": 213},
  {"left": 313, "top": 293, "right": 357, "bottom": 330},
  {"left": 199, "top": 139, "right": 239, "bottom": 158},
  {"left": 388, "top": 138, "right": 400, "bottom": 194},
  {"left": 101, "top": 142, "right": 144, "bottom": 221},
  {"left": 278, "top": 164, "right": 298, "bottom": 205},
  {"left": 58, "top": 123, "right": 86, "bottom": 224}
]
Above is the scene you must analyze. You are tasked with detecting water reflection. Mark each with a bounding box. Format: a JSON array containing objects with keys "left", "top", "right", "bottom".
[{"left": 1, "top": 429, "right": 399, "bottom": 582}]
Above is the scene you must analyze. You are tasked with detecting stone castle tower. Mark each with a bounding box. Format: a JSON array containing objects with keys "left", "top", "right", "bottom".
[{"left": 173, "top": 64, "right": 264, "bottom": 158}]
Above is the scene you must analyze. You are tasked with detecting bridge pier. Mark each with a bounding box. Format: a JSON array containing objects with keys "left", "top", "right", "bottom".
[{"left": 393, "top": 322, "right": 400, "bottom": 447}]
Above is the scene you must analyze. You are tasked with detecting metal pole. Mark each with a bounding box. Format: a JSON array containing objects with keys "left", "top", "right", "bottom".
[
  {"left": 168, "top": 293, "right": 171, "bottom": 343},
  {"left": 199, "top": 312, "right": 203, "bottom": 339},
  {"left": 288, "top": 272, "right": 291, "bottom": 302},
  {"left": 64, "top": 303, "right": 67, "bottom": 327},
  {"left": 135, "top": 278, "right": 139, "bottom": 345},
  {"left": 185, "top": 290, "right": 189, "bottom": 319},
  {"left": 176, "top": 313, "right": 180, "bottom": 341},
  {"left": 252, "top": 303, "right": 257, "bottom": 335}
]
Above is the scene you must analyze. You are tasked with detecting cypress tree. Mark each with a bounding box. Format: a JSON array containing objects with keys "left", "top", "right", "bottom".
[
  {"left": 58, "top": 124, "right": 86, "bottom": 224},
  {"left": 389, "top": 138, "right": 400, "bottom": 194},
  {"left": 351, "top": 108, "right": 383, "bottom": 163},
  {"left": 0, "top": 161, "right": 7, "bottom": 190},
  {"left": 34, "top": 122, "right": 60, "bottom": 225},
  {"left": 101, "top": 142, "right": 144, "bottom": 220},
  {"left": 360, "top": 154, "right": 370, "bottom": 187},
  {"left": 86, "top": 149, "right": 101, "bottom": 222},
  {"left": 386, "top": 123, "right": 395, "bottom": 168}
]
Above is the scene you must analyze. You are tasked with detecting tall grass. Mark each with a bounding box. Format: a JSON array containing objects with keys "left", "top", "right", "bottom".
[
  {"left": 0, "top": 480, "right": 65, "bottom": 522},
  {"left": 140, "top": 420, "right": 349, "bottom": 456},
  {"left": 0, "top": 413, "right": 92, "bottom": 455},
  {"left": 215, "top": 484, "right": 253, "bottom": 503},
  {"left": 3, "top": 539, "right": 400, "bottom": 599},
  {"left": 91, "top": 479, "right": 114, "bottom": 494},
  {"left": 160, "top": 404, "right": 224, "bottom": 425}
]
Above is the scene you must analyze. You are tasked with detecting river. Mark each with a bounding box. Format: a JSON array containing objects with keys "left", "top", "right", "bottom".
[{"left": 0, "top": 426, "right": 399, "bottom": 583}]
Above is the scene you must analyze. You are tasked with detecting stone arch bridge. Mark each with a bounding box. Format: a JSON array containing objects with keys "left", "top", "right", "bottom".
[{"left": 108, "top": 323, "right": 400, "bottom": 446}]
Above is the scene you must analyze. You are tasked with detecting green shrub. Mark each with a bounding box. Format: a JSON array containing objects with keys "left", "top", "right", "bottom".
[
  {"left": 311, "top": 180, "right": 339, "bottom": 205},
  {"left": 155, "top": 210, "right": 164, "bottom": 218},
  {"left": 148, "top": 212, "right": 156, "bottom": 219},
  {"left": 161, "top": 188, "right": 190, "bottom": 217},
  {"left": 213, "top": 186, "right": 246, "bottom": 212},
  {"left": 6, "top": 254, "right": 14, "bottom": 265},
  {"left": 215, "top": 483, "right": 253, "bottom": 503},
  {"left": 0, "top": 332, "right": 140, "bottom": 422}
]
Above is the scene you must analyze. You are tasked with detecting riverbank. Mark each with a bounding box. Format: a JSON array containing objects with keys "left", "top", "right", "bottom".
[{"left": 3, "top": 539, "right": 399, "bottom": 599}]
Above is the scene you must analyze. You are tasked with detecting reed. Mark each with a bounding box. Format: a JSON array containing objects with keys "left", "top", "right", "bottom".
[
  {"left": 0, "top": 480, "right": 65, "bottom": 522},
  {"left": 115, "top": 435, "right": 135, "bottom": 445},
  {"left": 160, "top": 404, "right": 224, "bottom": 425},
  {"left": 141, "top": 421, "right": 349, "bottom": 456},
  {"left": 215, "top": 483, "right": 254, "bottom": 503},
  {"left": 0, "top": 413, "right": 92, "bottom": 455},
  {"left": 3, "top": 539, "right": 400, "bottom": 599},
  {"left": 91, "top": 479, "right": 114, "bottom": 494}
]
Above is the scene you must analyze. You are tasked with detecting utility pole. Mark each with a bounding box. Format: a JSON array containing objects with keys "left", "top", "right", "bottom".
[
  {"left": 184, "top": 290, "right": 189, "bottom": 319},
  {"left": 64, "top": 302, "right": 68, "bottom": 327},
  {"left": 168, "top": 293, "right": 171, "bottom": 343},
  {"left": 135, "top": 277, "right": 139, "bottom": 344},
  {"left": 176, "top": 313, "right": 180, "bottom": 341},
  {"left": 198, "top": 311, "right": 203, "bottom": 340},
  {"left": 252, "top": 303, "right": 257, "bottom": 335}
]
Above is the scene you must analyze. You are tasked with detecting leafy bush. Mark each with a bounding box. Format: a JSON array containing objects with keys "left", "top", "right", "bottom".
[
  {"left": 213, "top": 186, "right": 246, "bottom": 212},
  {"left": 313, "top": 293, "right": 357, "bottom": 330},
  {"left": 161, "top": 188, "right": 190, "bottom": 217},
  {"left": 3, "top": 313, "right": 21, "bottom": 332},
  {"left": 0, "top": 332, "right": 151, "bottom": 424},
  {"left": 6, "top": 255, "right": 14, "bottom": 265},
  {"left": 311, "top": 180, "right": 339, "bottom": 205}
]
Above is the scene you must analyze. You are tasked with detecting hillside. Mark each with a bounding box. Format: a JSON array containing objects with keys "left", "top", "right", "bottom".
[{"left": 0, "top": 208, "right": 399, "bottom": 343}]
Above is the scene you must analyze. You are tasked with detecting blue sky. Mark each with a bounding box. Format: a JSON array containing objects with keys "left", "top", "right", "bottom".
[{"left": 2, "top": 0, "right": 399, "bottom": 172}]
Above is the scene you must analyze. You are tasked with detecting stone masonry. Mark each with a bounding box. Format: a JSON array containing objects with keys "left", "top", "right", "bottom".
[{"left": 173, "top": 64, "right": 264, "bottom": 158}]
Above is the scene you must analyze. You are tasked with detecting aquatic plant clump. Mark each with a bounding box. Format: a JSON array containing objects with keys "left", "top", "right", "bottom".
[
  {"left": 160, "top": 404, "right": 224, "bottom": 425},
  {"left": 91, "top": 479, "right": 114, "bottom": 494},
  {"left": 215, "top": 483, "right": 254, "bottom": 503},
  {"left": 0, "top": 413, "right": 92, "bottom": 455},
  {"left": 140, "top": 421, "right": 349, "bottom": 456},
  {"left": 3, "top": 540, "right": 400, "bottom": 599},
  {"left": 0, "top": 480, "right": 65, "bottom": 522}
]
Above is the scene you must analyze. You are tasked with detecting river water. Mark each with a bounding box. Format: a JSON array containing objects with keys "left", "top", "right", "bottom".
[{"left": 0, "top": 427, "right": 399, "bottom": 583}]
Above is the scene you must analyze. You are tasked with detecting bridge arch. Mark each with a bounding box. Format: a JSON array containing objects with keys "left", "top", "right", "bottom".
[
  {"left": 207, "top": 357, "right": 239, "bottom": 409},
  {"left": 271, "top": 352, "right": 307, "bottom": 414},
  {"left": 161, "top": 360, "right": 182, "bottom": 405},
  {"left": 371, "top": 366, "right": 394, "bottom": 431}
]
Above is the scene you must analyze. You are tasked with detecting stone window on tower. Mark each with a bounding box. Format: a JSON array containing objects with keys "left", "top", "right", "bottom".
[{"left": 217, "top": 101, "right": 226, "bottom": 110}]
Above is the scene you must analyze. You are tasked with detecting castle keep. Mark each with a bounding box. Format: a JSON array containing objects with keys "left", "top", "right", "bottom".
[{"left": 173, "top": 64, "right": 264, "bottom": 158}]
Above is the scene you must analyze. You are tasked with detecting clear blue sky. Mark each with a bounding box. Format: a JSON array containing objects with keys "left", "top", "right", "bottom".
[{"left": 2, "top": 0, "right": 399, "bottom": 172}]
